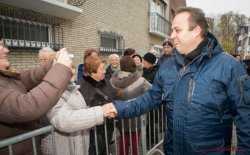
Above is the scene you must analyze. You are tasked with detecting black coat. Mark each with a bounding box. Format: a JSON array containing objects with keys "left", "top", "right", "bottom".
[
  {"left": 79, "top": 76, "right": 117, "bottom": 155},
  {"left": 142, "top": 65, "right": 158, "bottom": 84}
]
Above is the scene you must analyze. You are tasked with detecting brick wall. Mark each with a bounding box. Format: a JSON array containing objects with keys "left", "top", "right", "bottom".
[
  {"left": 5, "top": 0, "right": 177, "bottom": 69},
  {"left": 9, "top": 49, "right": 39, "bottom": 70},
  {"left": 62, "top": 0, "right": 161, "bottom": 66}
]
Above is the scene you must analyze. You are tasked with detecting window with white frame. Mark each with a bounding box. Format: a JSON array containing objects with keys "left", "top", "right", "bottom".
[{"left": 150, "top": 0, "right": 167, "bottom": 17}]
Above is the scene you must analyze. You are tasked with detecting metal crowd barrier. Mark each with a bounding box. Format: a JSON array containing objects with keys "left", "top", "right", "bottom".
[{"left": 0, "top": 105, "right": 165, "bottom": 155}]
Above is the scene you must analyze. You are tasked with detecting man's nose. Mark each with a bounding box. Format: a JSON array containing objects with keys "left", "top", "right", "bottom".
[{"left": 170, "top": 31, "right": 175, "bottom": 39}]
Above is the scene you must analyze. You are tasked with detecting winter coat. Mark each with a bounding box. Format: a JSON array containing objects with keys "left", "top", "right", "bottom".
[
  {"left": 142, "top": 65, "right": 158, "bottom": 84},
  {"left": 77, "top": 63, "right": 84, "bottom": 83},
  {"left": 105, "top": 65, "right": 119, "bottom": 80},
  {"left": 79, "top": 76, "right": 118, "bottom": 155},
  {"left": 114, "top": 32, "right": 250, "bottom": 155},
  {"left": 42, "top": 82, "right": 104, "bottom": 155},
  {"left": 110, "top": 71, "right": 151, "bottom": 132},
  {"left": 0, "top": 63, "right": 72, "bottom": 155},
  {"left": 157, "top": 54, "right": 172, "bottom": 67}
]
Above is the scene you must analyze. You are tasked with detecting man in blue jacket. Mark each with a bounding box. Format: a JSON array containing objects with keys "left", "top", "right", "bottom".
[{"left": 103, "top": 7, "right": 250, "bottom": 155}]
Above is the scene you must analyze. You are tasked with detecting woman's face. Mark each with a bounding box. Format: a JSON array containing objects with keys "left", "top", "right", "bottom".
[
  {"left": 92, "top": 63, "right": 105, "bottom": 81},
  {"left": 133, "top": 57, "right": 142, "bottom": 66}
]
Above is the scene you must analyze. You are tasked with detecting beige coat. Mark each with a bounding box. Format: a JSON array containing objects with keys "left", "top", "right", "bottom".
[{"left": 42, "top": 83, "right": 104, "bottom": 155}]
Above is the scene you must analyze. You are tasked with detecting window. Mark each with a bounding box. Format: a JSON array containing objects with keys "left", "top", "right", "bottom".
[
  {"left": 149, "top": 0, "right": 169, "bottom": 37},
  {"left": 0, "top": 17, "right": 50, "bottom": 42},
  {"left": 99, "top": 31, "right": 124, "bottom": 53},
  {"left": 150, "top": 0, "right": 167, "bottom": 17}
]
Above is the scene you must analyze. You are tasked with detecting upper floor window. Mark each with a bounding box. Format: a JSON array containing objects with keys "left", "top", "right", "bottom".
[
  {"left": 0, "top": 16, "right": 50, "bottom": 42},
  {"left": 150, "top": 0, "right": 167, "bottom": 17}
]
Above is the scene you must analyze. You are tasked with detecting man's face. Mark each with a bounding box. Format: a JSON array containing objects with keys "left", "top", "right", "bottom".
[
  {"left": 170, "top": 12, "right": 198, "bottom": 55},
  {"left": 0, "top": 40, "right": 10, "bottom": 70},
  {"left": 163, "top": 44, "right": 173, "bottom": 56}
]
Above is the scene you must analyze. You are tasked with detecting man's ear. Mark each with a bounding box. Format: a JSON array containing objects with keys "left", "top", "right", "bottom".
[{"left": 192, "top": 25, "right": 202, "bottom": 38}]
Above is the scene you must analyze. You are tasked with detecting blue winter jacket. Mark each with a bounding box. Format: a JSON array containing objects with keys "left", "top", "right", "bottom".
[{"left": 114, "top": 33, "right": 250, "bottom": 155}]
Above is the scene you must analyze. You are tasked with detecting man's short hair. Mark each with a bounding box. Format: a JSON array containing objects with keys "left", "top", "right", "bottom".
[
  {"left": 176, "top": 7, "right": 209, "bottom": 37},
  {"left": 123, "top": 48, "right": 136, "bottom": 56},
  {"left": 162, "top": 40, "right": 173, "bottom": 48}
]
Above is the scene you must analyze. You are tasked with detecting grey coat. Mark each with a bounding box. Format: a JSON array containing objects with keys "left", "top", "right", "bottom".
[{"left": 110, "top": 71, "right": 151, "bottom": 132}]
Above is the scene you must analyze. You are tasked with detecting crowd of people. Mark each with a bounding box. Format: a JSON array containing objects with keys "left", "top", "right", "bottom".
[{"left": 0, "top": 6, "right": 250, "bottom": 155}]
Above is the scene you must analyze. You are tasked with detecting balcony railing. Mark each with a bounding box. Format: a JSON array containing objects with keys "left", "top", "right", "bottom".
[{"left": 149, "top": 12, "right": 170, "bottom": 38}]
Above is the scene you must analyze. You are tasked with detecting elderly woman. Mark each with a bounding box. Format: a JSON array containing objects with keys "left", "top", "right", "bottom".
[
  {"left": 105, "top": 53, "right": 120, "bottom": 79},
  {"left": 38, "top": 47, "right": 55, "bottom": 65},
  {"left": 79, "top": 53, "right": 118, "bottom": 155},
  {"left": 41, "top": 69, "right": 106, "bottom": 155}
]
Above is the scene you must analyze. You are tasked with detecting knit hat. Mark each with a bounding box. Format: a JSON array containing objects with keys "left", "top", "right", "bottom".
[{"left": 143, "top": 52, "right": 156, "bottom": 64}]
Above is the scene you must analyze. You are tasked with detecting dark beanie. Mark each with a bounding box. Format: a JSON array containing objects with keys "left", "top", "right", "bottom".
[
  {"left": 143, "top": 52, "right": 156, "bottom": 64},
  {"left": 120, "top": 56, "right": 136, "bottom": 73}
]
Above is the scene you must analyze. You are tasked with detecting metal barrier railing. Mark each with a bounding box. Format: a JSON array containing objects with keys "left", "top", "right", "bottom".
[{"left": 0, "top": 105, "right": 165, "bottom": 155}]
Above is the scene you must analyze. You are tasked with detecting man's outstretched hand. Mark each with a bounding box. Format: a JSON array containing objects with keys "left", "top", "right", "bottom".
[{"left": 102, "top": 103, "right": 117, "bottom": 118}]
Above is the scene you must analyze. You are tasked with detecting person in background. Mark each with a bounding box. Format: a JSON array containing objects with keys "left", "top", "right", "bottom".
[
  {"left": 132, "top": 54, "right": 143, "bottom": 76},
  {"left": 103, "top": 7, "right": 250, "bottom": 155},
  {"left": 142, "top": 52, "right": 157, "bottom": 84},
  {"left": 105, "top": 54, "right": 120, "bottom": 80},
  {"left": 77, "top": 49, "right": 99, "bottom": 83},
  {"left": 157, "top": 39, "right": 174, "bottom": 67},
  {"left": 0, "top": 37, "right": 73, "bottom": 155},
  {"left": 110, "top": 56, "right": 151, "bottom": 155},
  {"left": 79, "top": 54, "right": 118, "bottom": 155},
  {"left": 38, "top": 47, "right": 56, "bottom": 65},
  {"left": 123, "top": 48, "right": 136, "bottom": 57}
]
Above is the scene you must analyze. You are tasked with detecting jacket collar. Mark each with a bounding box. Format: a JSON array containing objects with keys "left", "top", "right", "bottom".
[
  {"left": 111, "top": 71, "right": 139, "bottom": 89},
  {"left": 83, "top": 75, "right": 106, "bottom": 87},
  {"left": 173, "top": 32, "right": 223, "bottom": 67}
]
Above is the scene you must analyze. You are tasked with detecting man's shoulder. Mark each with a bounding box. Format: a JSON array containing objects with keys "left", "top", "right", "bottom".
[{"left": 214, "top": 52, "right": 243, "bottom": 68}]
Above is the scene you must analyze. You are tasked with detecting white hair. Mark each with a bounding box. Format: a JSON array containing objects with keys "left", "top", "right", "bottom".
[
  {"left": 108, "top": 54, "right": 119, "bottom": 60},
  {"left": 39, "top": 47, "right": 54, "bottom": 54}
]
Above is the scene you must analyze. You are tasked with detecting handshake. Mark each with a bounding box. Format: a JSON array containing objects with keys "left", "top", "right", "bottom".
[{"left": 102, "top": 103, "right": 118, "bottom": 118}]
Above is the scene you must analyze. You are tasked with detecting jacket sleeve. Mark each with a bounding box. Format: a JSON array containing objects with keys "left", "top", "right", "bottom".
[
  {"left": 20, "top": 61, "right": 52, "bottom": 90},
  {"left": 0, "top": 64, "right": 72, "bottom": 124},
  {"left": 114, "top": 70, "right": 163, "bottom": 119},
  {"left": 228, "top": 62, "right": 250, "bottom": 155},
  {"left": 47, "top": 96, "right": 104, "bottom": 133}
]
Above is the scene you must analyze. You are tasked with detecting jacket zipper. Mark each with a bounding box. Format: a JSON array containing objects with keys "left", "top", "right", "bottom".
[{"left": 187, "top": 78, "right": 195, "bottom": 104}]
